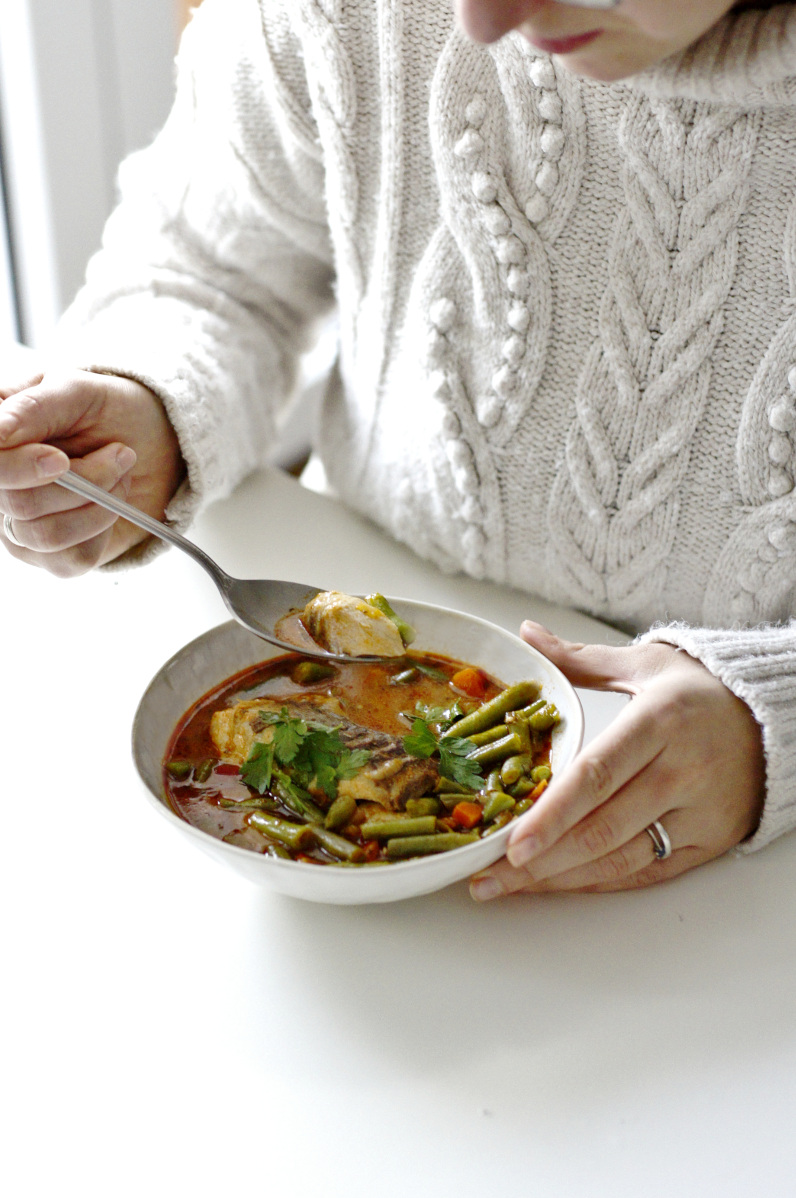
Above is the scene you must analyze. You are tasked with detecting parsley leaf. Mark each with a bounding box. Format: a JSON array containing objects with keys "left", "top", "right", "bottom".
[
  {"left": 245, "top": 712, "right": 373, "bottom": 802},
  {"left": 259, "top": 708, "right": 308, "bottom": 764},
  {"left": 403, "top": 718, "right": 484, "bottom": 790},
  {"left": 438, "top": 738, "right": 483, "bottom": 791},
  {"left": 414, "top": 700, "right": 464, "bottom": 732},
  {"left": 403, "top": 718, "right": 438, "bottom": 758},
  {"left": 336, "top": 749, "right": 373, "bottom": 779},
  {"left": 240, "top": 741, "right": 275, "bottom": 794}
]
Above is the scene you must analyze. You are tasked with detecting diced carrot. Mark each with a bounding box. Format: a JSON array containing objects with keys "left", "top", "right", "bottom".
[
  {"left": 363, "top": 839, "right": 381, "bottom": 862},
  {"left": 529, "top": 779, "right": 549, "bottom": 802},
  {"left": 451, "top": 667, "right": 489, "bottom": 699},
  {"left": 451, "top": 800, "right": 483, "bottom": 830}
]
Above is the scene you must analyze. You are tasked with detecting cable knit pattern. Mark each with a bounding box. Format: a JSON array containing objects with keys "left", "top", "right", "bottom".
[
  {"left": 294, "top": 1, "right": 362, "bottom": 318},
  {"left": 547, "top": 98, "right": 758, "bottom": 620},
  {"left": 49, "top": 0, "right": 796, "bottom": 853},
  {"left": 706, "top": 193, "right": 796, "bottom": 623}
]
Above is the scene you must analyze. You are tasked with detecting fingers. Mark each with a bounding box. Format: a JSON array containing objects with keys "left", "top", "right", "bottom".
[
  {"left": 0, "top": 443, "right": 137, "bottom": 575},
  {"left": 520, "top": 620, "right": 673, "bottom": 693},
  {"left": 470, "top": 839, "right": 708, "bottom": 898},
  {"left": 0, "top": 366, "right": 183, "bottom": 575},
  {"left": 0, "top": 443, "right": 70, "bottom": 490},
  {"left": 504, "top": 684, "right": 669, "bottom": 868},
  {"left": 469, "top": 630, "right": 765, "bottom": 901},
  {"left": 0, "top": 441, "right": 134, "bottom": 519}
]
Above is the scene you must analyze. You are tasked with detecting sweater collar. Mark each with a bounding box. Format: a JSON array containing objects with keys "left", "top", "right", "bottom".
[{"left": 628, "top": 4, "right": 796, "bottom": 105}]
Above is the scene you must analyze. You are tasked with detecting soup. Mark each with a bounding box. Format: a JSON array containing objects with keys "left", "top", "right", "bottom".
[{"left": 163, "top": 649, "right": 558, "bottom": 866}]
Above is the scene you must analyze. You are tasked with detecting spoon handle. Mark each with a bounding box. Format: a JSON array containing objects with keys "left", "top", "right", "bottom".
[{"left": 55, "top": 469, "right": 231, "bottom": 587}]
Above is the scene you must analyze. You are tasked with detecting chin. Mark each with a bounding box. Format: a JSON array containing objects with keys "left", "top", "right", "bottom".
[{"left": 556, "top": 49, "right": 655, "bottom": 83}]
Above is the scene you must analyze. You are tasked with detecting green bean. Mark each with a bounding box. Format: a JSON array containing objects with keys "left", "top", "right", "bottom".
[
  {"left": 389, "top": 667, "right": 420, "bottom": 685},
  {"left": 528, "top": 703, "right": 561, "bottom": 732},
  {"left": 385, "top": 831, "right": 481, "bottom": 858},
  {"left": 482, "top": 791, "right": 516, "bottom": 822},
  {"left": 165, "top": 760, "right": 192, "bottom": 781},
  {"left": 436, "top": 777, "right": 471, "bottom": 794},
  {"left": 531, "top": 765, "right": 552, "bottom": 783},
  {"left": 193, "top": 758, "right": 215, "bottom": 784},
  {"left": 441, "top": 681, "right": 542, "bottom": 740},
  {"left": 291, "top": 660, "right": 336, "bottom": 685},
  {"left": 360, "top": 816, "right": 438, "bottom": 840},
  {"left": 465, "top": 731, "right": 524, "bottom": 767},
  {"left": 513, "top": 796, "right": 536, "bottom": 817},
  {"left": 465, "top": 724, "right": 512, "bottom": 748},
  {"left": 264, "top": 843, "right": 293, "bottom": 860},
  {"left": 483, "top": 810, "right": 515, "bottom": 836},
  {"left": 271, "top": 777, "right": 326, "bottom": 824},
  {"left": 509, "top": 776, "right": 536, "bottom": 798},
  {"left": 437, "top": 791, "right": 479, "bottom": 811},
  {"left": 312, "top": 826, "right": 365, "bottom": 863},
  {"left": 248, "top": 811, "right": 316, "bottom": 852},
  {"left": 405, "top": 797, "right": 441, "bottom": 817},
  {"left": 218, "top": 795, "right": 279, "bottom": 812},
  {"left": 324, "top": 793, "right": 357, "bottom": 830},
  {"left": 365, "top": 593, "right": 416, "bottom": 646},
  {"left": 500, "top": 754, "right": 531, "bottom": 787},
  {"left": 504, "top": 714, "right": 532, "bottom": 754}
]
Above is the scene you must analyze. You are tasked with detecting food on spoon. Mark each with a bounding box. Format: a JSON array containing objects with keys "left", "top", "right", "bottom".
[
  {"left": 164, "top": 644, "right": 560, "bottom": 867},
  {"left": 301, "top": 590, "right": 410, "bottom": 657}
]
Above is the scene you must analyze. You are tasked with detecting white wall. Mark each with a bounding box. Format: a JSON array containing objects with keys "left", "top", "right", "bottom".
[{"left": 0, "top": 0, "right": 178, "bottom": 347}]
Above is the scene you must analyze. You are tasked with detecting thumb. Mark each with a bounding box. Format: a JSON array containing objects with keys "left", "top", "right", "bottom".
[{"left": 520, "top": 620, "right": 649, "bottom": 696}]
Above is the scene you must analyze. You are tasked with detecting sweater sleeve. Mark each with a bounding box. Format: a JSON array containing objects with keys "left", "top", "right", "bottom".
[
  {"left": 635, "top": 621, "right": 796, "bottom": 852},
  {"left": 49, "top": 0, "right": 335, "bottom": 532}
]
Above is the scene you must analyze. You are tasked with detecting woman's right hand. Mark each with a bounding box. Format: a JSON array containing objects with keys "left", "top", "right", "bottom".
[{"left": 0, "top": 368, "right": 185, "bottom": 575}]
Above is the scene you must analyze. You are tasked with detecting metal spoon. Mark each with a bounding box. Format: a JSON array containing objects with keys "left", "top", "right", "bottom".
[{"left": 56, "top": 469, "right": 383, "bottom": 661}]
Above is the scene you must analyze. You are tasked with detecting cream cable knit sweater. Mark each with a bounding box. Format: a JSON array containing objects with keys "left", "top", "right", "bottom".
[{"left": 54, "top": 0, "right": 796, "bottom": 852}]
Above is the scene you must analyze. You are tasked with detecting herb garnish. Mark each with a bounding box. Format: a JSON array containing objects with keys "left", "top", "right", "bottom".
[
  {"left": 403, "top": 717, "right": 483, "bottom": 791},
  {"left": 241, "top": 708, "right": 371, "bottom": 801},
  {"left": 240, "top": 741, "right": 275, "bottom": 794},
  {"left": 412, "top": 700, "right": 465, "bottom": 732}
]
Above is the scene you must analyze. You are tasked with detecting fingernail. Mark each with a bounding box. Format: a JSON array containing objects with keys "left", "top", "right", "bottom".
[
  {"left": 507, "top": 836, "right": 540, "bottom": 869},
  {"left": 35, "top": 451, "right": 67, "bottom": 478},
  {"left": 116, "top": 446, "right": 137, "bottom": 472},
  {"left": 470, "top": 876, "right": 505, "bottom": 902}
]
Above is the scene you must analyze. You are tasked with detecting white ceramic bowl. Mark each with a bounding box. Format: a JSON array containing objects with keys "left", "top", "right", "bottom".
[{"left": 132, "top": 599, "right": 584, "bottom": 904}]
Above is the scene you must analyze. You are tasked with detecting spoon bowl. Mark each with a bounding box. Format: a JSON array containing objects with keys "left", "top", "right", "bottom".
[{"left": 56, "top": 470, "right": 384, "bottom": 661}]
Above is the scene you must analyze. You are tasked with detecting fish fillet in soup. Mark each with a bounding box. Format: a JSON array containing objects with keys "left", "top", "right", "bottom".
[{"left": 210, "top": 694, "right": 439, "bottom": 810}]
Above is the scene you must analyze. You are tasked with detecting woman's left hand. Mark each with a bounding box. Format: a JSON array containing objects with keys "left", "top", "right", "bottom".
[{"left": 470, "top": 622, "right": 766, "bottom": 900}]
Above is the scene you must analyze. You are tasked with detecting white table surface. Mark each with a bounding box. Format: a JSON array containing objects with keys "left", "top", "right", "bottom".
[{"left": 2, "top": 465, "right": 795, "bottom": 1198}]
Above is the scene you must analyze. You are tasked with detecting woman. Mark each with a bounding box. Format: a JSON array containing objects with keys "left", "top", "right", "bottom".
[{"left": 1, "top": 0, "right": 793, "bottom": 897}]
